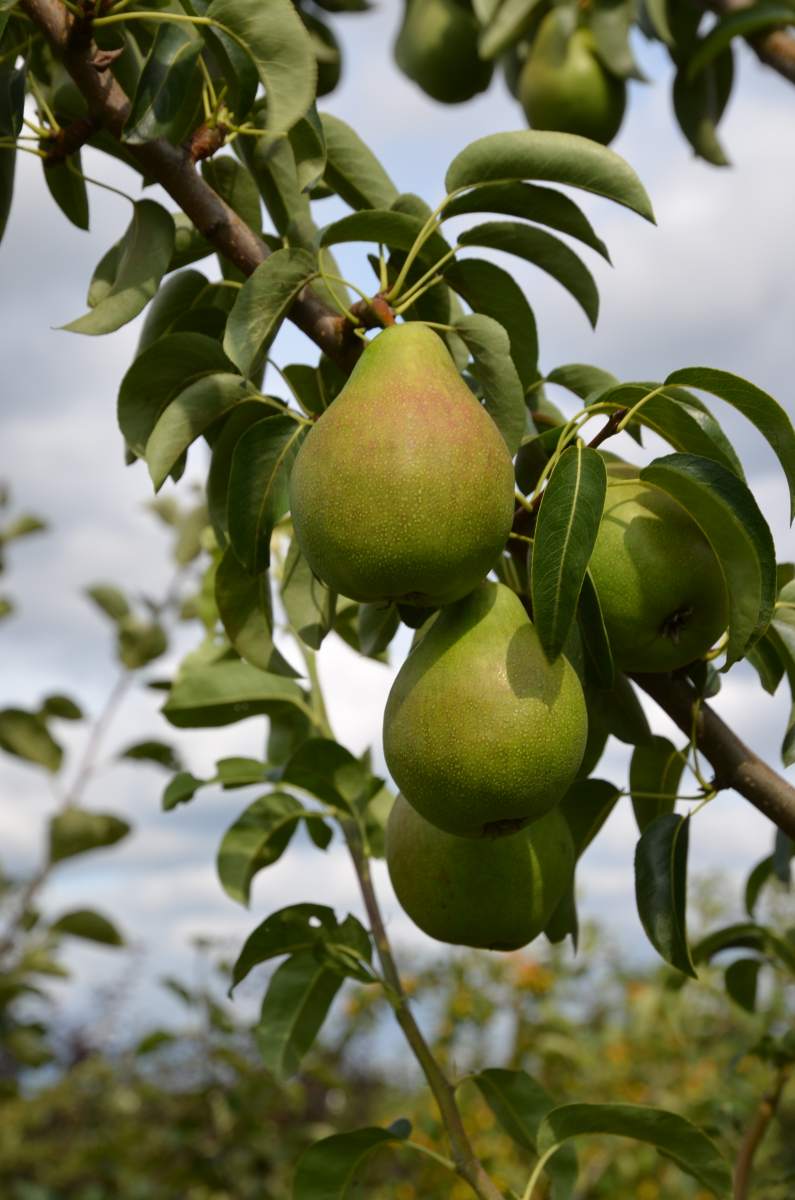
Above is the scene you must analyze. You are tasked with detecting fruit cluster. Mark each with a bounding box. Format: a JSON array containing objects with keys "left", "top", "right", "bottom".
[{"left": 289, "top": 323, "right": 727, "bottom": 951}]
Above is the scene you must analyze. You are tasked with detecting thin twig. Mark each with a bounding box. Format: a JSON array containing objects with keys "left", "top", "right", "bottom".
[{"left": 734, "top": 1065, "right": 791, "bottom": 1199}]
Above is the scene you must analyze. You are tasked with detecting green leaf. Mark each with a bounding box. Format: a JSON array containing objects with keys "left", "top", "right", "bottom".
[
  {"left": 319, "top": 112, "right": 398, "bottom": 210},
  {"left": 50, "top": 909, "right": 123, "bottom": 946},
  {"left": 289, "top": 107, "right": 327, "bottom": 193},
  {"left": 640, "top": 453, "right": 776, "bottom": 666},
  {"left": 445, "top": 258, "right": 539, "bottom": 391},
  {"left": 223, "top": 248, "right": 317, "bottom": 377},
  {"left": 724, "top": 958, "right": 761, "bottom": 1013},
  {"left": 182, "top": 0, "right": 259, "bottom": 122},
  {"left": 162, "top": 770, "right": 205, "bottom": 811},
  {"left": 443, "top": 180, "right": 610, "bottom": 261},
  {"left": 281, "top": 538, "right": 336, "bottom": 650},
  {"left": 473, "top": 1069, "right": 577, "bottom": 1197},
  {"left": 256, "top": 950, "right": 343, "bottom": 1079},
  {"left": 217, "top": 791, "right": 306, "bottom": 904},
  {"left": 40, "top": 694, "right": 83, "bottom": 721},
  {"left": 773, "top": 829, "right": 793, "bottom": 882},
  {"left": 745, "top": 855, "right": 774, "bottom": 917},
  {"left": 202, "top": 153, "right": 263, "bottom": 235},
  {"left": 445, "top": 131, "right": 655, "bottom": 224},
  {"left": 207, "top": 402, "right": 268, "bottom": 544},
  {"left": 635, "top": 812, "right": 696, "bottom": 977},
  {"left": 629, "top": 736, "right": 687, "bottom": 833},
  {"left": 49, "top": 809, "right": 130, "bottom": 863},
  {"left": 162, "top": 659, "right": 307, "bottom": 728},
  {"left": 85, "top": 584, "right": 129, "bottom": 621},
  {"left": 227, "top": 415, "right": 306, "bottom": 573},
  {"left": 673, "top": 49, "right": 733, "bottom": 167},
  {"left": 146, "top": 373, "right": 262, "bottom": 490},
  {"left": 532, "top": 445, "right": 606, "bottom": 660},
  {"left": 589, "top": 0, "right": 645, "bottom": 80},
  {"left": 0, "top": 709, "right": 62, "bottom": 772},
  {"left": 63, "top": 201, "right": 175, "bottom": 335},
  {"left": 206, "top": 0, "right": 316, "bottom": 133},
  {"left": 536, "top": 1103, "right": 732, "bottom": 1196},
  {"left": 268, "top": 706, "right": 312, "bottom": 767},
  {"left": 120, "top": 740, "right": 182, "bottom": 771},
  {"left": 592, "top": 673, "right": 651, "bottom": 745},
  {"left": 665, "top": 367, "right": 795, "bottom": 521},
  {"left": 124, "top": 22, "right": 203, "bottom": 144},
  {"left": 231, "top": 903, "right": 351, "bottom": 990},
  {"left": 118, "top": 332, "right": 234, "bottom": 457},
  {"left": 547, "top": 362, "right": 619, "bottom": 400},
  {"left": 319, "top": 209, "right": 449, "bottom": 265},
  {"left": 216, "top": 756, "right": 270, "bottom": 788},
  {"left": 293, "top": 1126, "right": 408, "bottom": 1199},
  {"left": 136, "top": 271, "right": 209, "bottom": 353},
  {"left": 478, "top": 0, "right": 547, "bottom": 58},
  {"left": 687, "top": 4, "right": 795, "bottom": 78},
  {"left": 452, "top": 313, "right": 526, "bottom": 455},
  {"left": 0, "top": 62, "right": 24, "bottom": 245},
  {"left": 215, "top": 548, "right": 300, "bottom": 676},
  {"left": 577, "top": 570, "right": 615, "bottom": 688},
  {"left": 117, "top": 616, "right": 167, "bottom": 669},
  {"left": 358, "top": 603, "right": 400, "bottom": 657},
  {"left": 458, "top": 221, "right": 600, "bottom": 326},
  {"left": 43, "top": 154, "right": 89, "bottom": 231},
  {"left": 559, "top": 778, "right": 621, "bottom": 857},
  {"left": 282, "top": 738, "right": 370, "bottom": 811}
]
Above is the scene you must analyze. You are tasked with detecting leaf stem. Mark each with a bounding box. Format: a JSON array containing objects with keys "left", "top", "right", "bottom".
[{"left": 522, "top": 1143, "right": 561, "bottom": 1200}]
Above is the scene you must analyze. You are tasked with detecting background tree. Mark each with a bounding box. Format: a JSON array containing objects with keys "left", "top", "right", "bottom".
[{"left": 1, "top": 1, "right": 794, "bottom": 1198}]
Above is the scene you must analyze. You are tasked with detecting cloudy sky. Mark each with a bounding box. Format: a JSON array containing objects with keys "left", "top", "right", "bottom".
[{"left": 1, "top": 5, "right": 793, "bottom": 1039}]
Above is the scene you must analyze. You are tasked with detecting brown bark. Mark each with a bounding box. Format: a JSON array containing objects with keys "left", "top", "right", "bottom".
[{"left": 706, "top": 0, "right": 795, "bottom": 86}]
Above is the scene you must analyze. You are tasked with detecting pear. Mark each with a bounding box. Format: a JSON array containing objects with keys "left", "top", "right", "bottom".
[
  {"left": 519, "top": 12, "right": 626, "bottom": 145},
  {"left": 395, "top": 0, "right": 493, "bottom": 105},
  {"left": 383, "top": 582, "right": 588, "bottom": 836},
  {"left": 588, "top": 478, "right": 728, "bottom": 673},
  {"left": 289, "top": 324, "right": 515, "bottom": 607},
  {"left": 386, "top": 794, "right": 575, "bottom": 950}
]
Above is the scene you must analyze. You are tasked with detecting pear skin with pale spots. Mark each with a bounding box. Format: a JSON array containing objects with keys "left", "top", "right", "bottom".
[
  {"left": 383, "top": 582, "right": 588, "bottom": 837},
  {"left": 289, "top": 323, "right": 515, "bottom": 607},
  {"left": 588, "top": 478, "right": 728, "bottom": 673},
  {"left": 386, "top": 795, "right": 575, "bottom": 950}
]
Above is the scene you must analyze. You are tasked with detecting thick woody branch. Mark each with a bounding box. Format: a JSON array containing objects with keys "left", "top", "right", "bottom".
[
  {"left": 704, "top": 0, "right": 795, "bottom": 85},
  {"left": 633, "top": 671, "right": 795, "bottom": 839},
  {"left": 20, "top": 0, "right": 360, "bottom": 370}
]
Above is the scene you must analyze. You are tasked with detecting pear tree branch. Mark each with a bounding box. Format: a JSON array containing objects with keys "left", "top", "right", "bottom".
[
  {"left": 702, "top": 0, "right": 795, "bottom": 85},
  {"left": 733, "top": 1065, "right": 791, "bottom": 1199}
]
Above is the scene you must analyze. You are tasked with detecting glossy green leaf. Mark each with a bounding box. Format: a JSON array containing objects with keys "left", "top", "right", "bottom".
[
  {"left": 473, "top": 1069, "right": 577, "bottom": 1197},
  {"left": 459, "top": 220, "right": 600, "bottom": 326},
  {"left": 162, "top": 770, "right": 206, "bottom": 811},
  {"left": 452, "top": 313, "right": 526, "bottom": 454},
  {"left": 124, "top": 22, "right": 203, "bottom": 144},
  {"left": 64, "top": 201, "right": 175, "bottom": 335},
  {"left": 693, "top": 921, "right": 795, "bottom": 974},
  {"left": 281, "top": 538, "right": 336, "bottom": 650},
  {"left": 773, "top": 828, "right": 793, "bottom": 882},
  {"left": 206, "top": 0, "right": 316, "bottom": 133},
  {"left": 724, "top": 958, "right": 761, "bottom": 1013},
  {"left": 214, "top": 548, "right": 300, "bottom": 676},
  {"left": 256, "top": 951, "right": 343, "bottom": 1079},
  {"left": 227, "top": 415, "right": 306, "bottom": 573},
  {"left": 589, "top": 0, "right": 645, "bottom": 80},
  {"left": 640, "top": 453, "right": 776, "bottom": 665},
  {"left": 231, "top": 903, "right": 367, "bottom": 991},
  {"left": 445, "top": 131, "right": 655, "bottom": 223},
  {"left": 443, "top": 180, "right": 610, "bottom": 260},
  {"left": 40, "top": 695, "right": 83, "bottom": 721},
  {"left": 237, "top": 124, "right": 317, "bottom": 247},
  {"left": 0, "top": 62, "right": 24, "bottom": 244},
  {"left": 50, "top": 909, "right": 123, "bottom": 946},
  {"left": 289, "top": 107, "right": 327, "bottom": 193},
  {"left": 445, "top": 258, "right": 539, "bottom": 390},
  {"left": 478, "top": 0, "right": 547, "bottom": 58},
  {"left": 202, "top": 154, "right": 263, "bottom": 234},
  {"left": 120, "top": 740, "right": 182, "bottom": 771},
  {"left": 181, "top": 0, "right": 258, "bottom": 121},
  {"left": 43, "top": 154, "right": 89, "bottom": 231},
  {"left": 630, "top": 736, "right": 687, "bottom": 833},
  {"left": 687, "top": 4, "right": 795, "bottom": 78},
  {"left": 217, "top": 791, "right": 304, "bottom": 904},
  {"left": 635, "top": 812, "right": 696, "bottom": 977},
  {"left": 643, "top": 0, "right": 674, "bottom": 45},
  {"left": 577, "top": 570, "right": 615, "bottom": 688},
  {"left": 146, "top": 374, "right": 261, "bottom": 490},
  {"left": 746, "top": 632, "right": 785, "bottom": 695},
  {"left": 293, "top": 1126, "right": 408, "bottom": 1199},
  {"left": 207, "top": 402, "right": 267, "bottom": 543},
  {"left": 358, "top": 603, "right": 400, "bottom": 657},
  {"left": 594, "top": 673, "right": 651, "bottom": 745},
  {"left": 49, "top": 809, "right": 130, "bottom": 863},
  {"left": 319, "top": 209, "right": 449, "bottom": 265},
  {"left": 665, "top": 367, "right": 795, "bottom": 521},
  {"left": 137, "top": 270, "right": 209, "bottom": 354},
  {"left": 745, "top": 854, "right": 774, "bottom": 917},
  {"left": 547, "top": 362, "right": 619, "bottom": 400},
  {"left": 162, "top": 659, "right": 307, "bottom": 728},
  {"left": 537, "top": 1103, "right": 732, "bottom": 1196},
  {"left": 559, "top": 778, "right": 621, "bottom": 856},
  {"left": 532, "top": 445, "right": 606, "bottom": 660},
  {"left": 319, "top": 112, "right": 398, "bottom": 210},
  {"left": 223, "top": 248, "right": 317, "bottom": 377},
  {"left": 0, "top": 709, "right": 62, "bottom": 772}
]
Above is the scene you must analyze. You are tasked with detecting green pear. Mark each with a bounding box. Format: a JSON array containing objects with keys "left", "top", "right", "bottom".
[
  {"left": 383, "top": 582, "right": 588, "bottom": 836},
  {"left": 386, "top": 795, "right": 575, "bottom": 950},
  {"left": 289, "top": 324, "right": 515, "bottom": 607},
  {"left": 519, "top": 12, "right": 626, "bottom": 145},
  {"left": 588, "top": 478, "right": 728, "bottom": 673},
  {"left": 395, "top": 0, "right": 493, "bottom": 105}
]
